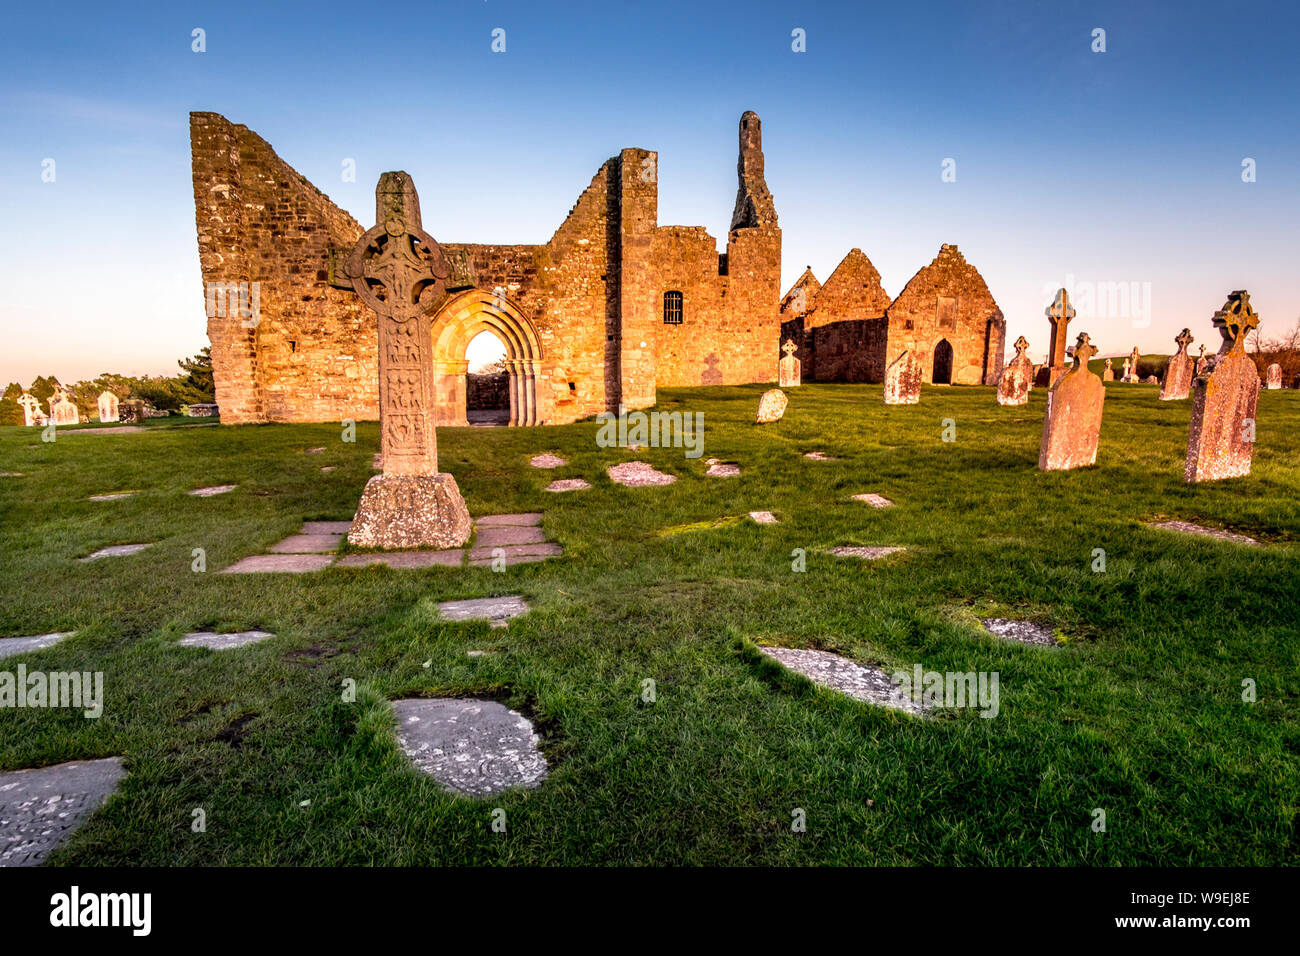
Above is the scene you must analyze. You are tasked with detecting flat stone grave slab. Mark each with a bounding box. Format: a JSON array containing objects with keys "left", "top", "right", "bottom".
[
  {"left": 475, "top": 525, "right": 548, "bottom": 548},
  {"left": 1148, "top": 520, "right": 1259, "bottom": 546},
  {"left": 269, "top": 533, "right": 343, "bottom": 554},
  {"left": 608, "top": 461, "right": 676, "bottom": 486},
  {"left": 468, "top": 543, "right": 562, "bottom": 567},
  {"left": 80, "top": 543, "right": 151, "bottom": 561},
  {"left": 391, "top": 698, "right": 547, "bottom": 797},
  {"left": 852, "top": 493, "right": 895, "bottom": 508},
  {"left": 546, "top": 478, "right": 591, "bottom": 492},
  {"left": 88, "top": 492, "right": 136, "bottom": 502},
  {"left": 179, "top": 630, "right": 274, "bottom": 650},
  {"left": 706, "top": 462, "right": 740, "bottom": 477},
  {"left": 980, "top": 618, "right": 1060, "bottom": 647},
  {"left": 804, "top": 451, "right": 838, "bottom": 461},
  {"left": 438, "top": 596, "right": 530, "bottom": 628},
  {"left": 336, "top": 551, "right": 464, "bottom": 569},
  {"left": 220, "top": 554, "right": 335, "bottom": 574},
  {"left": 189, "top": 484, "right": 237, "bottom": 497},
  {"left": 748, "top": 511, "right": 778, "bottom": 524},
  {"left": 758, "top": 647, "right": 925, "bottom": 716},
  {"left": 0, "top": 472, "right": 25, "bottom": 478},
  {"left": 304, "top": 447, "right": 325, "bottom": 454},
  {"left": 0, "top": 633, "right": 72, "bottom": 661},
  {"left": 828, "top": 546, "right": 905, "bottom": 560},
  {"left": 530, "top": 454, "right": 566, "bottom": 468},
  {"left": 476, "top": 513, "right": 542, "bottom": 528},
  {"left": 67, "top": 426, "right": 143, "bottom": 435},
  {"left": 302, "top": 521, "right": 353, "bottom": 535},
  {"left": 0, "top": 758, "right": 127, "bottom": 867}
]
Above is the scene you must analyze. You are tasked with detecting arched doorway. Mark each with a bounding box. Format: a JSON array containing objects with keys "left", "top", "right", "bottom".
[
  {"left": 465, "top": 330, "right": 510, "bottom": 425},
  {"left": 430, "top": 290, "right": 544, "bottom": 426},
  {"left": 932, "top": 339, "right": 953, "bottom": 384}
]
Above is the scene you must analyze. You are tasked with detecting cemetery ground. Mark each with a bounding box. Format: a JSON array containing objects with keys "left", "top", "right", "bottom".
[{"left": 0, "top": 383, "right": 1297, "bottom": 866}]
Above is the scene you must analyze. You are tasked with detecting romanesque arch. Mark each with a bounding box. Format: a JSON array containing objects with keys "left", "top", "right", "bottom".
[
  {"left": 429, "top": 290, "right": 544, "bottom": 426},
  {"left": 933, "top": 339, "right": 954, "bottom": 384}
]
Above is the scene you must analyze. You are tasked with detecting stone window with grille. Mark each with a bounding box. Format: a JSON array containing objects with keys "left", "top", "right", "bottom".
[{"left": 663, "top": 291, "right": 683, "bottom": 325}]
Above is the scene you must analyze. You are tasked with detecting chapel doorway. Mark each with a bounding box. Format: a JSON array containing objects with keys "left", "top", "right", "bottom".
[
  {"left": 465, "top": 329, "right": 510, "bottom": 426},
  {"left": 933, "top": 339, "right": 954, "bottom": 384}
]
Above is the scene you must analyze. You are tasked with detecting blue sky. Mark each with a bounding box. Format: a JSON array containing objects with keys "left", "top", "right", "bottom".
[{"left": 1, "top": 0, "right": 1297, "bottom": 383}]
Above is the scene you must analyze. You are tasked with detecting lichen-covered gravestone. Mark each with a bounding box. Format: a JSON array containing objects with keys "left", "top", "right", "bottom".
[
  {"left": 1102, "top": 358, "right": 1114, "bottom": 382},
  {"left": 996, "top": 335, "right": 1034, "bottom": 406},
  {"left": 97, "top": 391, "right": 119, "bottom": 423},
  {"left": 1266, "top": 363, "right": 1283, "bottom": 390},
  {"left": 778, "top": 340, "right": 801, "bottom": 387},
  {"left": 883, "top": 347, "right": 921, "bottom": 405},
  {"left": 48, "top": 390, "right": 78, "bottom": 426},
  {"left": 1034, "top": 288, "right": 1075, "bottom": 388},
  {"left": 1160, "top": 328, "right": 1195, "bottom": 401},
  {"left": 1123, "top": 347, "right": 1140, "bottom": 382},
  {"left": 345, "top": 172, "right": 472, "bottom": 549},
  {"left": 1186, "top": 291, "right": 1261, "bottom": 483},
  {"left": 17, "top": 393, "right": 43, "bottom": 427},
  {"left": 1039, "top": 332, "right": 1105, "bottom": 471},
  {"left": 755, "top": 388, "right": 787, "bottom": 423}
]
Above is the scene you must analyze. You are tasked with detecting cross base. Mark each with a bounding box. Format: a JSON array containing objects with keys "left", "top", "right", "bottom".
[{"left": 349, "top": 473, "right": 472, "bottom": 550}]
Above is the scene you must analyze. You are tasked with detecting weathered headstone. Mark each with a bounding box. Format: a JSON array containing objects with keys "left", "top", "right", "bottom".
[
  {"left": 1194, "top": 343, "right": 1207, "bottom": 376},
  {"left": 97, "top": 391, "right": 119, "bottom": 423},
  {"left": 48, "top": 390, "right": 78, "bottom": 426},
  {"left": 345, "top": 172, "right": 472, "bottom": 549},
  {"left": 1034, "top": 289, "right": 1076, "bottom": 388},
  {"left": 119, "top": 400, "right": 147, "bottom": 425},
  {"left": 1186, "top": 291, "right": 1261, "bottom": 483},
  {"left": 1102, "top": 357, "right": 1114, "bottom": 382},
  {"left": 778, "top": 340, "right": 801, "bottom": 387},
  {"left": 1038, "top": 332, "right": 1105, "bottom": 471},
  {"left": 755, "top": 388, "right": 788, "bottom": 422},
  {"left": 1161, "top": 329, "right": 1195, "bottom": 401},
  {"left": 996, "top": 335, "right": 1034, "bottom": 406},
  {"left": 17, "top": 393, "right": 44, "bottom": 427},
  {"left": 883, "top": 347, "right": 921, "bottom": 404},
  {"left": 1123, "top": 347, "right": 1140, "bottom": 382},
  {"left": 1266, "top": 363, "right": 1283, "bottom": 389}
]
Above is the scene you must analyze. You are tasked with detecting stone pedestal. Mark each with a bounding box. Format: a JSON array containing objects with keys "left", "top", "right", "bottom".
[{"left": 349, "top": 474, "right": 472, "bottom": 550}]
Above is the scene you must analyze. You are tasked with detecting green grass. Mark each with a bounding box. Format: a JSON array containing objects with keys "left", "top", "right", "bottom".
[{"left": 1, "top": 383, "right": 1297, "bottom": 865}]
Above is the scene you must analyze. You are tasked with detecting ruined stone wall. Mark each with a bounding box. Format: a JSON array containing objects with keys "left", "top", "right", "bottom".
[
  {"left": 885, "top": 244, "right": 1005, "bottom": 385},
  {"left": 803, "top": 249, "right": 890, "bottom": 382},
  {"left": 651, "top": 226, "right": 727, "bottom": 386}
]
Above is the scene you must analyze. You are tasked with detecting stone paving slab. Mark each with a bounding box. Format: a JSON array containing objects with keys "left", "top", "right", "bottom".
[
  {"left": 748, "top": 511, "right": 779, "bottom": 524},
  {"left": 468, "top": 543, "right": 563, "bottom": 566},
  {"left": 189, "top": 484, "right": 237, "bottom": 497},
  {"left": 852, "top": 493, "right": 895, "bottom": 508},
  {"left": 608, "top": 461, "right": 676, "bottom": 486},
  {"left": 758, "top": 647, "right": 925, "bottom": 715},
  {"left": 475, "top": 525, "right": 548, "bottom": 548},
  {"left": 0, "top": 758, "right": 127, "bottom": 867},
  {"left": 1148, "top": 520, "right": 1259, "bottom": 546},
  {"left": 438, "top": 596, "right": 530, "bottom": 627},
  {"left": 706, "top": 462, "right": 740, "bottom": 477},
  {"left": 828, "top": 546, "right": 905, "bottom": 560},
  {"left": 980, "top": 619, "right": 1060, "bottom": 647},
  {"left": 803, "top": 451, "right": 839, "bottom": 461},
  {"left": 220, "top": 554, "right": 335, "bottom": 574},
  {"left": 269, "top": 534, "right": 343, "bottom": 554},
  {"left": 0, "top": 633, "right": 73, "bottom": 660},
  {"left": 530, "top": 454, "right": 567, "bottom": 468},
  {"left": 545, "top": 478, "right": 591, "bottom": 492},
  {"left": 302, "top": 521, "right": 353, "bottom": 535},
  {"left": 65, "top": 426, "right": 143, "bottom": 435},
  {"left": 336, "top": 551, "right": 464, "bottom": 569},
  {"left": 391, "top": 698, "right": 547, "bottom": 797},
  {"left": 88, "top": 492, "right": 136, "bottom": 502},
  {"left": 179, "top": 630, "right": 275, "bottom": 650},
  {"left": 476, "top": 513, "right": 543, "bottom": 528},
  {"left": 80, "top": 543, "right": 151, "bottom": 561}
]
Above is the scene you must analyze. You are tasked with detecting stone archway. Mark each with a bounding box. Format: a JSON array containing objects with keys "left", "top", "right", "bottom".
[
  {"left": 430, "top": 290, "right": 543, "bottom": 426},
  {"left": 932, "top": 339, "right": 954, "bottom": 384}
]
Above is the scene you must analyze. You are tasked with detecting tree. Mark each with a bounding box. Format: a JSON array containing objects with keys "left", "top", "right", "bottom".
[
  {"left": 0, "top": 383, "right": 22, "bottom": 426},
  {"left": 177, "top": 347, "right": 215, "bottom": 402}
]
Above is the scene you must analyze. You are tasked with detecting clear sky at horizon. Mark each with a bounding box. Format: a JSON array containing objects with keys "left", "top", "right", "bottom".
[{"left": 1, "top": 0, "right": 1297, "bottom": 385}]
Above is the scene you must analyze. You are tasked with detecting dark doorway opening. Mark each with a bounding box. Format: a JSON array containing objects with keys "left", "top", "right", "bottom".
[{"left": 933, "top": 339, "right": 954, "bottom": 384}]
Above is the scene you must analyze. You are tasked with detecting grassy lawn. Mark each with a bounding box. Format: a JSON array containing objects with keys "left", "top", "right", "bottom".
[{"left": 1, "top": 383, "right": 1296, "bottom": 866}]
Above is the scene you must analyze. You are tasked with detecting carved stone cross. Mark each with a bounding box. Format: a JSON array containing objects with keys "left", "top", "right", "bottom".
[
  {"left": 1071, "top": 332, "right": 1097, "bottom": 369},
  {"left": 346, "top": 172, "right": 450, "bottom": 477},
  {"left": 1175, "top": 327, "right": 1193, "bottom": 353},
  {"left": 781, "top": 340, "right": 797, "bottom": 357},
  {"left": 1013, "top": 335, "right": 1028, "bottom": 358},
  {"left": 17, "top": 393, "right": 39, "bottom": 425},
  {"left": 1212, "top": 290, "right": 1259, "bottom": 355},
  {"left": 1045, "top": 288, "right": 1075, "bottom": 369}
]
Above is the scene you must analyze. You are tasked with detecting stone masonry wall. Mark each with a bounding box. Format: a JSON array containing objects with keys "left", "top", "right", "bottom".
[{"left": 803, "top": 249, "right": 891, "bottom": 382}]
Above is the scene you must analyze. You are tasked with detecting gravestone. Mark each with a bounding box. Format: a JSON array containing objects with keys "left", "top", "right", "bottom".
[
  {"left": 119, "top": 400, "right": 147, "bottom": 425},
  {"left": 97, "top": 391, "right": 119, "bottom": 423},
  {"left": 755, "top": 388, "right": 787, "bottom": 423},
  {"left": 608, "top": 461, "right": 676, "bottom": 486},
  {"left": 757, "top": 647, "right": 924, "bottom": 715},
  {"left": 1102, "top": 357, "right": 1114, "bottom": 382},
  {"left": 1123, "top": 347, "right": 1140, "bottom": 382},
  {"left": 778, "top": 340, "right": 801, "bottom": 387},
  {"left": 1039, "top": 332, "right": 1105, "bottom": 470},
  {"left": 1034, "top": 289, "right": 1075, "bottom": 388},
  {"left": 345, "top": 172, "right": 472, "bottom": 550},
  {"left": 883, "top": 347, "right": 921, "bottom": 404},
  {"left": 391, "top": 698, "right": 547, "bottom": 797},
  {"left": 545, "top": 478, "right": 591, "bottom": 492},
  {"left": 0, "top": 758, "right": 126, "bottom": 866},
  {"left": 996, "top": 335, "right": 1034, "bottom": 406},
  {"left": 1186, "top": 291, "right": 1261, "bottom": 483},
  {"left": 48, "top": 390, "right": 78, "bottom": 426},
  {"left": 17, "top": 393, "right": 43, "bottom": 427},
  {"left": 1266, "top": 363, "right": 1283, "bottom": 389},
  {"left": 1194, "top": 344, "right": 1206, "bottom": 376},
  {"left": 1161, "top": 329, "right": 1196, "bottom": 401}
]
